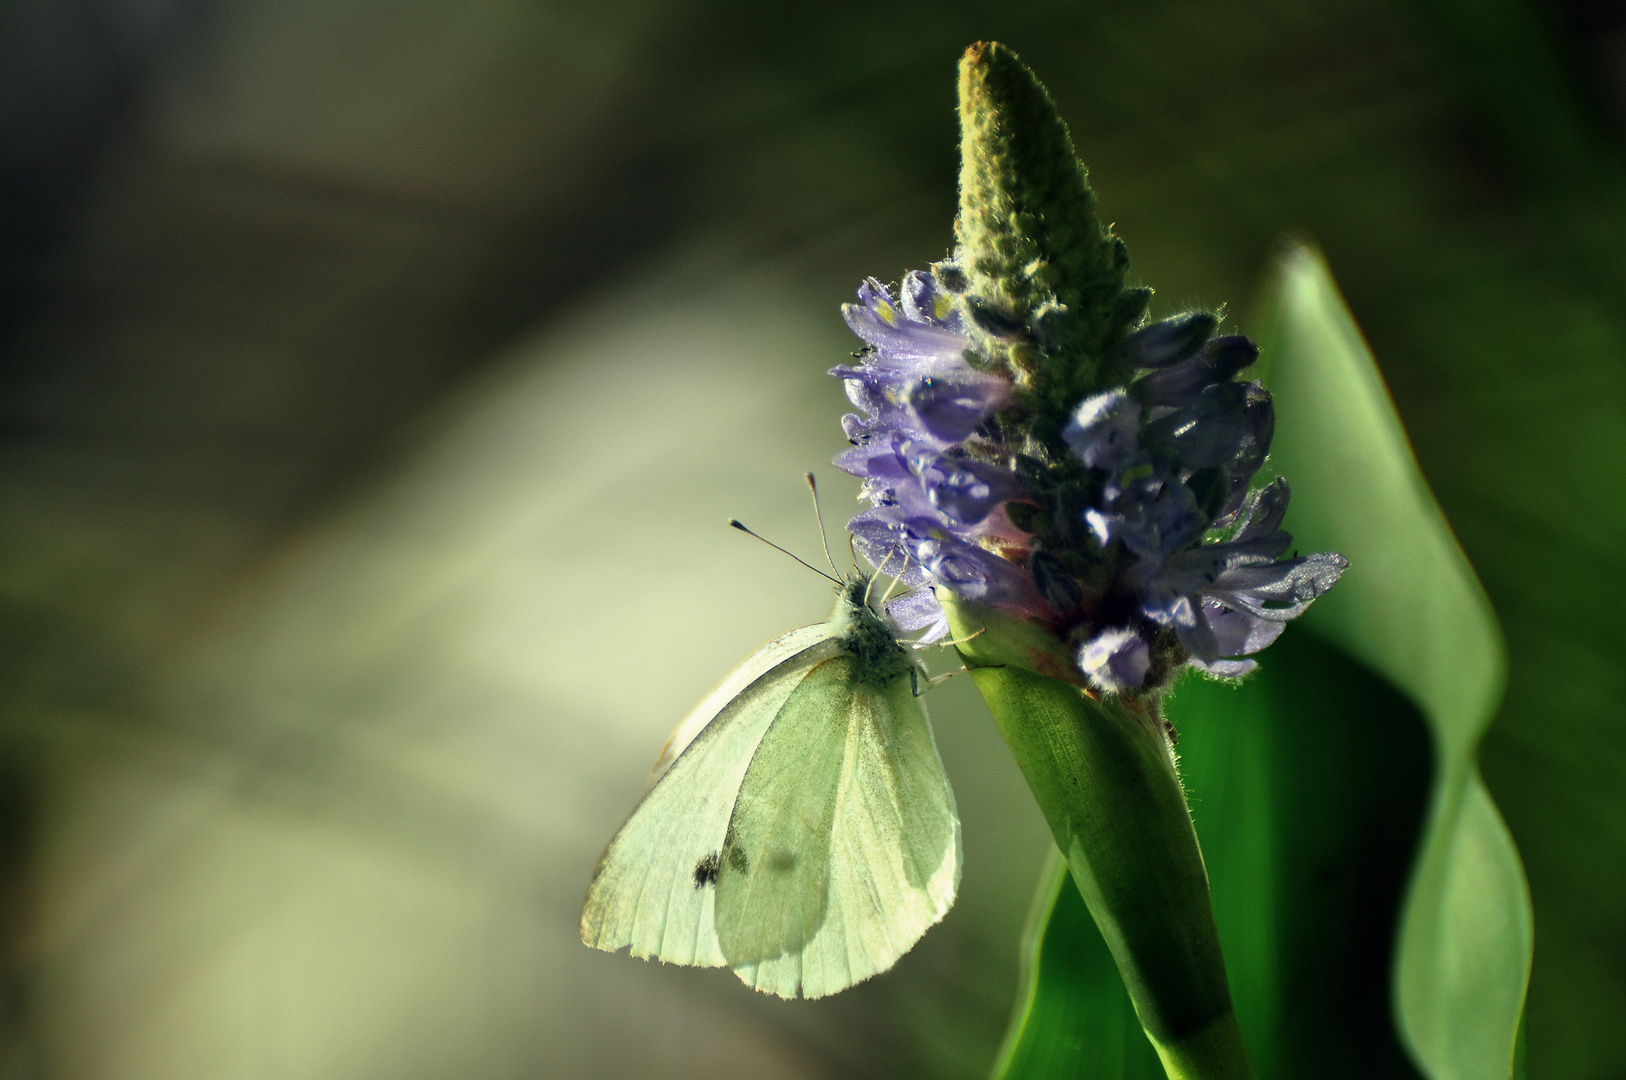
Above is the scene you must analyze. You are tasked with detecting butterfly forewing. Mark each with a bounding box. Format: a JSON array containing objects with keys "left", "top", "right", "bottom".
[{"left": 580, "top": 630, "right": 844, "bottom": 966}]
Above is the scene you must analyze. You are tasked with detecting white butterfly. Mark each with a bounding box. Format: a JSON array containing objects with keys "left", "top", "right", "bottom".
[{"left": 580, "top": 572, "right": 961, "bottom": 999}]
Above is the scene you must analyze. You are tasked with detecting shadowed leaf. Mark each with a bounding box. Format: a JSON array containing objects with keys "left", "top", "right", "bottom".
[{"left": 1257, "top": 243, "right": 1532, "bottom": 1080}]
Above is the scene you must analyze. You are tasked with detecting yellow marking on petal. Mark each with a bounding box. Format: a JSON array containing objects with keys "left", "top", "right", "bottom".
[
  {"left": 934, "top": 294, "right": 954, "bottom": 319},
  {"left": 877, "top": 300, "right": 898, "bottom": 324}
]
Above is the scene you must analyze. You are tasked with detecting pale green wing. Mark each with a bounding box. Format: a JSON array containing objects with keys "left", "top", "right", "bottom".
[
  {"left": 720, "top": 657, "right": 961, "bottom": 999},
  {"left": 713, "top": 656, "right": 855, "bottom": 967},
  {"left": 650, "top": 623, "right": 832, "bottom": 782},
  {"left": 580, "top": 626, "right": 842, "bottom": 967}
]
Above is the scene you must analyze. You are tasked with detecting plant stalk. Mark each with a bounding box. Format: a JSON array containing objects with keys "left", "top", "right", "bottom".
[{"left": 944, "top": 596, "right": 1256, "bottom": 1080}]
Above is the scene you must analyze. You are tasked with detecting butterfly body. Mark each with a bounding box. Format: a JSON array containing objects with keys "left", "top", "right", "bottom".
[{"left": 581, "top": 575, "right": 960, "bottom": 999}]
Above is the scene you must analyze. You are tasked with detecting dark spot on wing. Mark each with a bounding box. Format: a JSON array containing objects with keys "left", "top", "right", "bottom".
[
  {"left": 693, "top": 852, "right": 721, "bottom": 889},
  {"left": 767, "top": 849, "right": 797, "bottom": 873},
  {"left": 726, "top": 841, "right": 750, "bottom": 874}
]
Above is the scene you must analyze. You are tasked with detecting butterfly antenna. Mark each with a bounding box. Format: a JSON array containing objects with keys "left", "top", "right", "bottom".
[
  {"left": 862, "top": 548, "right": 902, "bottom": 607},
  {"left": 880, "top": 553, "right": 915, "bottom": 604},
  {"left": 728, "top": 519, "right": 841, "bottom": 584},
  {"left": 804, "top": 473, "right": 842, "bottom": 578}
]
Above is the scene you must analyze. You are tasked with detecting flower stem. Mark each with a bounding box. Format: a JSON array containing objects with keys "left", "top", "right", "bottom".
[{"left": 943, "top": 595, "right": 1256, "bottom": 1079}]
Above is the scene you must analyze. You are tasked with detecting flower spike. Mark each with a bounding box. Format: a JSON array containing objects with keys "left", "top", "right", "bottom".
[{"left": 830, "top": 44, "right": 1346, "bottom": 696}]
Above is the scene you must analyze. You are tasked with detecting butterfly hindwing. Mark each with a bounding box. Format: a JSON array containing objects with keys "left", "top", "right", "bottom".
[
  {"left": 795, "top": 670, "right": 958, "bottom": 997},
  {"left": 722, "top": 605, "right": 961, "bottom": 999},
  {"left": 714, "top": 655, "right": 857, "bottom": 966}
]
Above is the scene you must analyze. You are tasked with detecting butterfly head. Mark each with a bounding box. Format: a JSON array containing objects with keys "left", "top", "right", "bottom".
[{"left": 830, "top": 573, "right": 915, "bottom": 687}]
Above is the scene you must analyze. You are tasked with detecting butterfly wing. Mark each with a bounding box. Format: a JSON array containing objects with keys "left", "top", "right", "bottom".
[
  {"left": 718, "top": 654, "right": 961, "bottom": 999},
  {"left": 649, "top": 623, "right": 832, "bottom": 783},
  {"left": 580, "top": 624, "right": 841, "bottom": 966},
  {"left": 711, "top": 655, "right": 854, "bottom": 967}
]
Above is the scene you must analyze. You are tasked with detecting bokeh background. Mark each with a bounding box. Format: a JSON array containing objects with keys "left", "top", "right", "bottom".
[{"left": 3, "top": 1, "right": 1624, "bottom": 1077}]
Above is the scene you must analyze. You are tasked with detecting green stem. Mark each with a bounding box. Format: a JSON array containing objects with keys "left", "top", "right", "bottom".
[{"left": 944, "top": 596, "right": 1256, "bottom": 1080}]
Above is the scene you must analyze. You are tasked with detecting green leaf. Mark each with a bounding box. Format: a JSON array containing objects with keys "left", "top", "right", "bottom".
[
  {"left": 993, "top": 848, "right": 1163, "bottom": 1080},
  {"left": 1256, "top": 242, "right": 1533, "bottom": 1080}
]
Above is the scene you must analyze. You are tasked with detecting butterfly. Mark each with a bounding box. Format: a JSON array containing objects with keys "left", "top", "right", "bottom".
[{"left": 579, "top": 553, "right": 960, "bottom": 999}]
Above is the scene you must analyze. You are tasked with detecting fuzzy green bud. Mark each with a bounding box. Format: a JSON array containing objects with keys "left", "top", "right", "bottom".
[{"left": 954, "top": 42, "right": 1142, "bottom": 399}]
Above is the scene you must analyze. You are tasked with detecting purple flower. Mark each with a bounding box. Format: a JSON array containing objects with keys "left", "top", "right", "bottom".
[
  {"left": 899, "top": 269, "right": 964, "bottom": 329},
  {"left": 1141, "top": 381, "right": 1274, "bottom": 473},
  {"left": 1063, "top": 391, "right": 1143, "bottom": 472},
  {"left": 846, "top": 507, "right": 936, "bottom": 587},
  {"left": 848, "top": 503, "right": 1040, "bottom": 611},
  {"left": 914, "top": 532, "right": 1037, "bottom": 607},
  {"left": 1061, "top": 314, "right": 1349, "bottom": 685},
  {"left": 831, "top": 280, "right": 1345, "bottom": 691},
  {"left": 884, "top": 585, "right": 950, "bottom": 645},
  {"left": 905, "top": 371, "right": 1012, "bottom": 444},
  {"left": 1132, "top": 335, "right": 1258, "bottom": 407},
  {"left": 1078, "top": 628, "right": 1152, "bottom": 694},
  {"left": 843, "top": 277, "right": 972, "bottom": 359},
  {"left": 901, "top": 442, "right": 1019, "bottom": 526},
  {"left": 1088, "top": 476, "right": 1205, "bottom": 564},
  {"left": 839, "top": 435, "right": 1018, "bottom": 535},
  {"left": 1119, "top": 312, "right": 1217, "bottom": 369},
  {"left": 1140, "top": 481, "right": 1348, "bottom": 672},
  {"left": 832, "top": 279, "right": 1010, "bottom": 449},
  {"left": 832, "top": 271, "right": 1038, "bottom": 616},
  {"left": 832, "top": 428, "right": 912, "bottom": 483}
]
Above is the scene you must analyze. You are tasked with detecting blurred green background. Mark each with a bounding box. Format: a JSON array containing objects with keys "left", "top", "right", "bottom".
[{"left": 2, "top": 1, "right": 1624, "bottom": 1077}]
